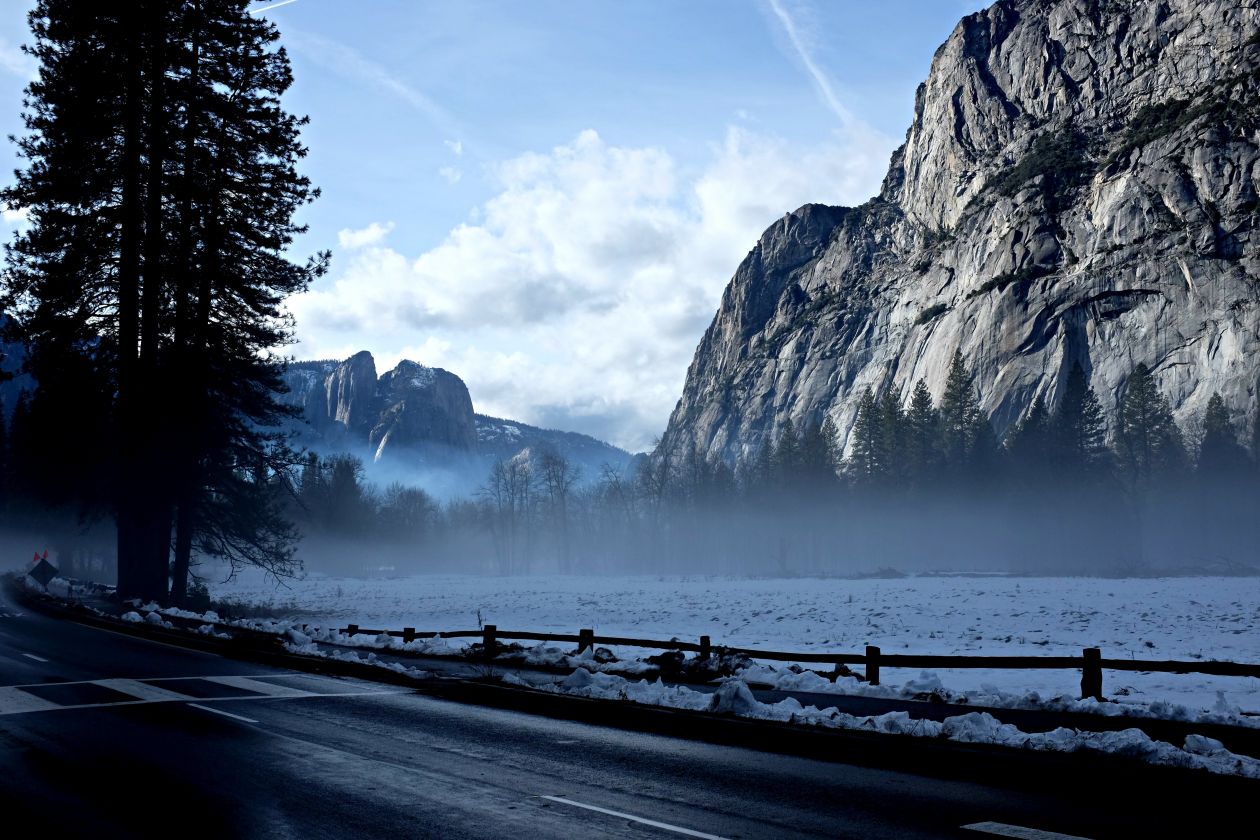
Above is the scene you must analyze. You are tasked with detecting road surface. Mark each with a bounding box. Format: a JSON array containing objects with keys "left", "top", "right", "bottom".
[{"left": 0, "top": 587, "right": 1247, "bottom": 838}]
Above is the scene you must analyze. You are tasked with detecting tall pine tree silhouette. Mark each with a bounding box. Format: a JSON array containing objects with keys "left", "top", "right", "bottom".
[{"left": 3, "top": 1, "right": 324, "bottom": 601}]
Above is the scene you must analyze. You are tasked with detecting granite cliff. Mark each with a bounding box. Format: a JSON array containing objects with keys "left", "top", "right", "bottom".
[
  {"left": 661, "top": 0, "right": 1260, "bottom": 462},
  {"left": 281, "top": 353, "right": 631, "bottom": 480}
]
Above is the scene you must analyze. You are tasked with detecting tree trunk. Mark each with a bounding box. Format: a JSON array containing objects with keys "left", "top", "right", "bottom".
[
  {"left": 170, "top": 501, "right": 194, "bottom": 607},
  {"left": 114, "top": 5, "right": 145, "bottom": 600}
]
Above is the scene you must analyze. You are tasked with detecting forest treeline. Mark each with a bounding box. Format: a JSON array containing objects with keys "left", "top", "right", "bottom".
[{"left": 265, "top": 350, "right": 1260, "bottom": 577}]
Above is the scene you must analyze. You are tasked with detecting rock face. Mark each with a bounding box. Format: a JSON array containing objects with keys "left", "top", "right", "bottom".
[
  {"left": 281, "top": 353, "right": 632, "bottom": 477},
  {"left": 661, "top": 0, "right": 1260, "bottom": 463},
  {"left": 369, "top": 361, "right": 478, "bottom": 457},
  {"left": 285, "top": 350, "right": 378, "bottom": 439},
  {"left": 281, "top": 354, "right": 476, "bottom": 459}
]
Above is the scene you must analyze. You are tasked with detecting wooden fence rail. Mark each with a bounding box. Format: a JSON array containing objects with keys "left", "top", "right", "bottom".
[{"left": 334, "top": 623, "right": 1260, "bottom": 699}]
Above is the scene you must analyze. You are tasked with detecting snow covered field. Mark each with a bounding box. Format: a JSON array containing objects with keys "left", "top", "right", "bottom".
[{"left": 207, "top": 570, "right": 1260, "bottom": 715}]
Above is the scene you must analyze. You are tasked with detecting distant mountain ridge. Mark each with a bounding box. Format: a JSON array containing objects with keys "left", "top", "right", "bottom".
[{"left": 281, "top": 352, "right": 632, "bottom": 483}]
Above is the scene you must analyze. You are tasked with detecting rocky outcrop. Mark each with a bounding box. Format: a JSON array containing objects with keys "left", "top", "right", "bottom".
[
  {"left": 281, "top": 353, "right": 632, "bottom": 476},
  {"left": 369, "top": 361, "right": 477, "bottom": 457},
  {"left": 285, "top": 350, "right": 378, "bottom": 439},
  {"left": 661, "top": 0, "right": 1260, "bottom": 463},
  {"left": 281, "top": 354, "right": 476, "bottom": 458}
]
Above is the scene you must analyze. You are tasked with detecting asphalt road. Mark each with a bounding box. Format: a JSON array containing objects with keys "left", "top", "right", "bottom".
[{"left": 0, "top": 587, "right": 1249, "bottom": 839}]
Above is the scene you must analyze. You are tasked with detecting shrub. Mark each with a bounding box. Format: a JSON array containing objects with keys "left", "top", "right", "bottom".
[
  {"left": 966, "top": 264, "right": 1048, "bottom": 300},
  {"left": 989, "top": 129, "right": 1095, "bottom": 199},
  {"left": 915, "top": 302, "right": 950, "bottom": 325}
]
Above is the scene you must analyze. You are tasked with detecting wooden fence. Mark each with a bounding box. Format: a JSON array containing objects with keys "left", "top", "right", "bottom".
[{"left": 335, "top": 623, "right": 1260, "bottom": 699}]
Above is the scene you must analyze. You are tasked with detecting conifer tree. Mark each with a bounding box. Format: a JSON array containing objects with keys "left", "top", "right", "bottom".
[
  {"left": 1197, "top": 393, "right": 1245, "bottom": 478},
  {"left": 772, "top": 417, "right": 799, "bottom": 491},
  {"left": 3, "top": 1, "right": 324, "bottom": 601},
  {"left": 879, "top": 389, "right": 907, "bottom": 487},
  {"left": 847, "top": 389, "right": 885, "bottom": 485},
  {"left": 1005, "top": 397, "right": 1049, "bottom": 478},
  {"left": 905, "top": 379, "right": 939, "bottom": 486},
  {"left": 1052, "top": 362, "right": 1109, "bottom": 478},
  {"left": 940, "top": 349, "right": 983, "bottom": 475},
  {"left": 1116, "top": 363, "right": 1187, "bottom": 488},
  {"left": 797, "top": 419, "right": 840, "bottom": 492}
]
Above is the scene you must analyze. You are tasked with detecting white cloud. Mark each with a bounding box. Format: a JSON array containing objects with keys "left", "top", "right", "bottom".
[
  {"left": 444, "top": 139, "right": 464, "bottom": 157},
  {"left": 249, "top": 0, "right": 300, "bottom": 15},
  {"left": 337, "top": 221, "right": 394, "bottom": 250},
  {"left": 765, "top": 0, "right": 853, "bottom": 125},
  {"left": 285, "top": 28, "right": 461, "bottom": 136},
  {"left": 290, "top": 125, "right": 891, "bottom": 451},
  {"left": 0, "top": 37, "right": 36, "bottom": 80},
  {"left": 438, "top": 166, "right": 463, "bottom": 184}
]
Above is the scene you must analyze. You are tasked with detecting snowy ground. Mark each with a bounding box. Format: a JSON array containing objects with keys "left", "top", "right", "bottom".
[{"left": 206, "top": 569, "right": 1260, "bottom": 715}]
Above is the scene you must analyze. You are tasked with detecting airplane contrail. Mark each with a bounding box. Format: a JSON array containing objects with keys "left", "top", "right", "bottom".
[{"left": 250, "top": 0, "right": 300, "bottom": 15}]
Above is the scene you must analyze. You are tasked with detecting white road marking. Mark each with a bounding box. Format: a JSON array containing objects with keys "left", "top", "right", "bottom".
[
  {"left": 541, "top": 795, "right": 730, "bottom": 840},
  {"left": 0, "top": 686, "right": 61, "bottom": 715},
  {"left": 188, "top": 703, "right": 258, "bottom": 724},
  {"left": 94, "top": 678, "right": 194, "bottom": 702},
  {"left": 0, "top": 674, "right": 408, "bottom": 716},
  {"left": 963, "top": 821, "right": 1093, "bottom": 840},
  {"left": 202, "top": 675, "right": 314, "bottom": 697},
  {"left": 21, "top": 653, "right": 48, "bottom": 662}
]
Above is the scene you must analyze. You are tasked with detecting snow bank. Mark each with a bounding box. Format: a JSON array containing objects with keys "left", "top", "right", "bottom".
[{"left": 534, "top": 669, "right": 1260, "bottom": 778}]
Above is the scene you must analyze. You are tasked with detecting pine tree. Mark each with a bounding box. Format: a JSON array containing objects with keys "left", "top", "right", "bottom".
[
  {"left": 797, "top": 419, "right": 840, "bottom": 493},
  {"left": 740, "top": 437, "right": 775, "bottom": 500},
  {"left": 1116, "top": 363, "right": 1187, "bottom": 488},
  {"left": 905, "top": 379, "right": 939, "bottom": 486},
  {"left": 847, "top": 389, "right": 885, "bottom": 485},
  {"left": 1052, "top": 362, "right": 1109, "bottom": 478},
  {"left": 940, "top": 349, "right": 983, "bottom": 476},
  {"left": 4, "top": 2, "right": 325, "bottom": 602},
  {"left": 1197, "top": 393, "right": 1245, "bottom": 478},
  {"left": 1005, "top": 397, "right": 1049, "bottom": 481},
  {"left": 772, "top": 417, "right": 799, "bottom": 491},
  {"left": 879, "top": 389, "right": 907, "bottom": 488}
]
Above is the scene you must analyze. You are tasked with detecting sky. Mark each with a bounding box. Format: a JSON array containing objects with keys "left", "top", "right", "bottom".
[{"left": 0, "top": 0, "right": 988, "bottom": 453}]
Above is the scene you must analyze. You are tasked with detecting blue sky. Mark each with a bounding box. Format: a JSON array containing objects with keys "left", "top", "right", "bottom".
[{"left": 0, "top": 1, "right": 987, "bottom": 451}]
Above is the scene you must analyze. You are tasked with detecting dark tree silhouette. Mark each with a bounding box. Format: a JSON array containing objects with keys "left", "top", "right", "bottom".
[
  {"left": 1116, "top": 363, "right": 1186, "bottom": 489},
  {"left": 3, "top": 1, "right": 324, "bottom": 602},
  {"left": 1197, "top": 392, "right": 1246, "bottom": 478},
  {"left": 1052, "top": 362, "right": 1109, "bottom": 480}
]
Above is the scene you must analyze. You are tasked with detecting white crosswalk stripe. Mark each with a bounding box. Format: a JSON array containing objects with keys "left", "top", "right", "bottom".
[
  {"left": 0, "top": 686, "right": 61, "bottom": 715},
  {"left": 94, "top": 678, "right": 196, "bottom": 702},
  {"left": 202, "top": 675, "right": 314, "bottom": 697},
  {"left": 0, "top": 675, "right": 405, "bottom": 716}
]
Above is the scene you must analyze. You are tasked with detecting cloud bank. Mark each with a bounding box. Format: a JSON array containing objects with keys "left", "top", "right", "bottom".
[{"left": 289, "top": 124, "right": 891, "bottom": 452}]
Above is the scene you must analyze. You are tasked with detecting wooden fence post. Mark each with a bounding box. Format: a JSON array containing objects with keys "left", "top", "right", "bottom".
[
  {"left": 865, "top": 645, "right": 881, "bottom": 686},
  {"left": 483, "top": 624, "right": 497, "bottom": 656},
  {"left": 403, "top": 627, "right": 415, "bottom": 644},
  {"left": 1081, "top": 647, "right": 1103, "bottom": 700},
  {"left": 578, "top": 628, "right": 594, "bottom": 653},
  {"left": 699, "top": 635, "right": 711, "bottom": 660},
  {"left": 346, "top": 623, "right": 359, "bottom": 637}
]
